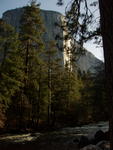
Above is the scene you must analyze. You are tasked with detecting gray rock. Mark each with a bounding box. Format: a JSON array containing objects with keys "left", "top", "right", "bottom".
[
  {"left": 80, "top": 144, "right": 102, "bottom": 150},
  {"left": 76, "top": 50, "right": 104, "bottom": 73},
  {"left": 2, "top": 8, "right": 103, "bottom": 73},
  {"left": 96, "top": 141, "right": 110, "bottom": 150},
  {"left": 94, "top": 130, "right": 105, "bottom": 144},
  {"left": 2, "top": 8, "right": 64, "bottom": 66},
  {"left": 79, "top": 136, "right": 90, "bottom": 148},
  {"left": 104, "top": 131, "right": 109, "bottom": 141}
]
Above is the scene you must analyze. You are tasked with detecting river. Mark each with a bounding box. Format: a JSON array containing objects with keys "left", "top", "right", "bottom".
[{"left": 0, "top": 121, "right": 109, "bottom": 150}]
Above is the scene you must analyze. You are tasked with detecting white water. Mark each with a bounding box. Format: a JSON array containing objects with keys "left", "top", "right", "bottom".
[{"left": 0, "top": 121, "right": 109, "bottom": 143}]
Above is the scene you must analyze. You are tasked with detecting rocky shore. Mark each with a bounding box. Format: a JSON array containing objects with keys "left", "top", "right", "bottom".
[{"left": 0, "top": 122, "right": 109, "bottom": 150}]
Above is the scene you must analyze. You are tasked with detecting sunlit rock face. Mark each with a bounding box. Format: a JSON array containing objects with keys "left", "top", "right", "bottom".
[{"left": 2, "top": 8, "right": 103, "bottom": 73}]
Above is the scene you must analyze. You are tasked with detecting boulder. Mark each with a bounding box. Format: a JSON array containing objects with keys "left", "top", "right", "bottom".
[
  {"left": 79, "top": 136, "right": 90, "bottom": 148},
  {"left": 105, "top": 131, "right": 109, "bottom": 141},
  {"left": 73, "top": 138, "right": 79, "bottom": 144},
  {"left": 80, "top": 144, "right": 102, "bottom": 150},
  {"left": 96, "top": 141, "right": 110, "bottom": 150},
  {"left": 94, "top": 130, "right": 105, "bottom": 144}
]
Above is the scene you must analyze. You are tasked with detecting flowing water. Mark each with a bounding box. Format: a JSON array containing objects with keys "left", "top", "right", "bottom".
[{"left": 0, "top": 121, "right": 109, "bottom": 150}]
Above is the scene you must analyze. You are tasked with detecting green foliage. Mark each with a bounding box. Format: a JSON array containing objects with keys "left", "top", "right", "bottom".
[
  {"left": 0, "top": 1, "right": 107, "bottom": 130},
  {"left": 0, "top": 19, "right": 24, "bottom": 129},
  {"left": 18, "top": 1, "right": 46, "bottom": 128},
  {"left": 78, "top": 68, "right": 107, "bottom": 123},
  {"left": 43, "top": 41, "right": 63, "bottom": 125},
  {"left": 91, "top": 66, "right": 108, "bottom": 121},
  {"left": 0, "top": 19, "right": 24, "bottom": 105}
]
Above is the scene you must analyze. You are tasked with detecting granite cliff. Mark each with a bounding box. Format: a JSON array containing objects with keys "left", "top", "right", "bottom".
[
  {"left": 76, "top": 50, "right": 103, "bottom": 73},
  {"left": 2, "top": 8, "right": 103, "bottom": 73}
]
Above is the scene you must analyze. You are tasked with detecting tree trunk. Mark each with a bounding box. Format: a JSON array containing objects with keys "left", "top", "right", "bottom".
[
  {"left": 47, "top": 54, "right": 52, "bottom": 126},
  {"left": 37, "top": 65, "right": 42, "bottom": 127},
  {"left": 99, "top": 0, "right": 113, "bottom": 149}
]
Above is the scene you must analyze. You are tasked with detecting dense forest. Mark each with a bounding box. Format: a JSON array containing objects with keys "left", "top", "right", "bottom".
[{"left": 0, "top": 1, "right": 108, "bottom": 133}]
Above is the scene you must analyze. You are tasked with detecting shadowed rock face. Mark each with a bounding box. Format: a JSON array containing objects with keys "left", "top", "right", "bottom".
[
  {"left": 2, "top": 8, "right": 103, "bottom": 73},
  {"left": 2, "top": 8, "right": 64, "bottom": 66},
  {"left": 76, "top": 50, "right": 104, "bottom": 73}
]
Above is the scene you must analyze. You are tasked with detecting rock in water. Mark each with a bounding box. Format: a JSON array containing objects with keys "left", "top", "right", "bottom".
[
  {"left": 105, "top": 131, "right": 110, "bottom": 141},
  {"left": 94, "top": 130, "right": 105, "bottom": 144},
  {"left": 80, "top": 144, "right": 102, "bottom": 150},
  {"left": 97, "top": 141, "right": 110, "bottom": 150},
  {"left": 79, "top": 136, "right": 90, "bottom": 148}
]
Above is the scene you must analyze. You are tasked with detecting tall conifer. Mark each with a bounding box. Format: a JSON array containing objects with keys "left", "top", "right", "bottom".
[
  {"left": 19, "top": 0, "right": 45, "bottom": 128},
  {"left": 0, "top": 19, "right": 24, "bottom": 128},
  {"left": 0, "top": 19, "right": 24, "bottom": 106}
]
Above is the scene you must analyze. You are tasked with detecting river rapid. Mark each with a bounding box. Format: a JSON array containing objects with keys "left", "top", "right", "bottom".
[{"left": 0, "top": 121, "right": 109, "bottom": 150}]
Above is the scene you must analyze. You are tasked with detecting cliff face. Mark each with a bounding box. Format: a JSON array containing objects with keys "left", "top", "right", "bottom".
[
  {"left": 2, "top": 8, "right": 103, "bottom": 73},
  {"left": 3, "top": 8, "right": 64, "bottom": 65},
  {"left": 76, "top": 50, "right": 103, "bottom": 73}
]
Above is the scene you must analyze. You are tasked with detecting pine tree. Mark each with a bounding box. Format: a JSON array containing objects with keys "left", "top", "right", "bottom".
[
  {"left": 0, "top": 19, "right": 24, "bottom": 106},
  {"left": 59, "top": 65, "right": 83, "bottom": 124},
  {"left": 91, "top": 66, "right": 107, "bottom": 121},
  {"left": 0, "top": 19, "right": 24, "bottom": 128},
  {"left": 19, "top": 0, "right": 45, "bottom": 128},
  {"left": 44, "top": 41, "right": 63, "bottom": 126},
  {"left": 79, "top": 71, "right": 94, "bottom": 123}
]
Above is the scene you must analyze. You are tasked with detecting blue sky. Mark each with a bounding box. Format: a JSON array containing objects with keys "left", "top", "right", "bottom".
[
  {"left": 0, "top": 0, "right": 68, "bottom": 17},
  {"left": 0, "top": 0, "right": 104, "bottom": 61}
]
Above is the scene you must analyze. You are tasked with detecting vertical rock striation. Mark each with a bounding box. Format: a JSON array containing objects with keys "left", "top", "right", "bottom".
[
  {"left": 2, "top": 8, "right": 103, "bottom": 73},
  {"left": 2, "top": 8, "right": 65, "bottom": 66}
]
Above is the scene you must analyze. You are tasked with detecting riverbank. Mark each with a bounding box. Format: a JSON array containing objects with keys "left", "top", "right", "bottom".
[{"left": 0, "top": 121, "right": 109, "bottom": 150}]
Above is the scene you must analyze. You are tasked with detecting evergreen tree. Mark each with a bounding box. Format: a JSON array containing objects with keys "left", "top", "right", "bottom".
[
  {"left": 19, "top": 0, "right": 45, "bottom": 128},
  {"left": 80, "top": 71, "right": 94, "bottom": 123},
  {"left": 79, "top": 69, "right": 107, "bottom": 123},
  {"left": 44, "top": 41, "right": 63, "bottom": 125},
  {"left": 60, "top": 65, "right": 83, "bottom": 125},
  {"left": 0, "top": 19, "right": 24, "bottom": 128},
  {"left": 91, "top": 66, "right": 107, "bottom": 121}
]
